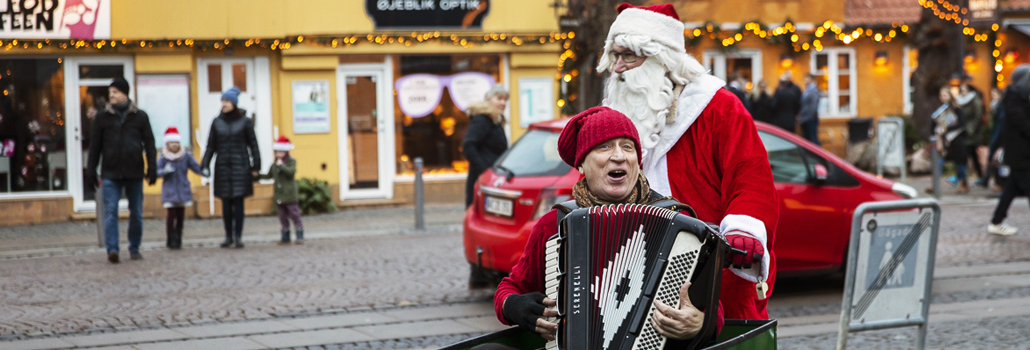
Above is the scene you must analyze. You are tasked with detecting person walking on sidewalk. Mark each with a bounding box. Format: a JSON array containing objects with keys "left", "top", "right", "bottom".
[
  {"left": 462, "top": 84, "right": 510, "bottom": 208},
  {"left": 989, "top": 64, "right": 1030, "bottom": 236},
  {"left": 983, "top": 87, "right": 1005, "bottom": 189},
  {"left": 201, "top": 87, "right": 261, "bottom": 248},
  {"left": 85, "top": 77, "right": 158, "bottom": 263},
  {"left": 798, "top": 73, "right": 821, "bottom": 145},
  {"left": 260, "top": 136, "right": 304, "bottom": 244},
  {"left": 157, "top": 127, "right": 203, "bottom": 250},
  {"left": 955, "top": 76, "right": 987, "bottom": 186},
  {"left": 928, "top": 86, "right": 970, "bottom": 194}
]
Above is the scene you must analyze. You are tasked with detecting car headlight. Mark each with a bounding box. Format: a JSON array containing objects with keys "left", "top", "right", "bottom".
[{"left": 891, "top": 182, "right": 918, "bottom": 199}]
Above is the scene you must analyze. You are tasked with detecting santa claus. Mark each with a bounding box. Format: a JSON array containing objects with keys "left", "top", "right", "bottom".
[{"left": 599, "top": 3, "right": 779, "bottom": 320}]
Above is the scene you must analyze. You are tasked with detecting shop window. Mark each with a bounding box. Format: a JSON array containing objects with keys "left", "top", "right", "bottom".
[
  {"left": 394, "top": 55, "right": 502, "bottom": 176},
  {"left": 207, "top": 64, "right": 222, "bottom": 93},
  {"left": 232, "top": 64, "right": 247, "bottom": 92},
  {"left": 811, "top": 48, "right": 857, "bottom": 118},
  {"left": 0, "top": 59, "right": 66, "bottom": 194},
  {"left": 79, "top": 65, "right": 123, "bottom": 80}
]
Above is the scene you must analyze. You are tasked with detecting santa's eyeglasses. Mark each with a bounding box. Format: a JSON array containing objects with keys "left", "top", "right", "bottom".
[{"left": 609, "top": 50, "right": 642, "bottom": 64}]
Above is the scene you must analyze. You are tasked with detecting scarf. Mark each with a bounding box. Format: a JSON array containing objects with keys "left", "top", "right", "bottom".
[
  {"left": 163, "top": 146, "right": 186, "bottom": 161},
  {"left": 573, "top": 173, "right": 652, "bottom": 208}
]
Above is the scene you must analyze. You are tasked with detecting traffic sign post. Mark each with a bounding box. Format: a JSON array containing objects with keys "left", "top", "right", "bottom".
[{"left": 837, "top": 198, "right": 941, "bottom": 350}]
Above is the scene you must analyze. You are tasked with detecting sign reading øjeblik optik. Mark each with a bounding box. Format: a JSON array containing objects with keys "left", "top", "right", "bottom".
[
  {"left": 0, "top": 0, "right": 111, "bottom": 40},
  {"left": 366, "top": 0, "right": 489, "bottom": 29}
]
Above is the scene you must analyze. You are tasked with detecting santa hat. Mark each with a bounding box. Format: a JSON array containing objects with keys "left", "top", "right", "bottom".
[
  {"left": 164, "top": 126, "right": 181, "bottom": 144},
  {"left": 558, "top": 106, "right": 642, "bottom": 169},
  {"left": 273, "top": 135, "right": 294, "bottom": 151},
  {"left": 607, "top": 3, "right": 685, "bottom": 53}
]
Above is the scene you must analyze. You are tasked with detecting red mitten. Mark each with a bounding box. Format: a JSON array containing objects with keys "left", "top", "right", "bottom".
[{"left": 726, "top": 233, "right": 764, "bottom": 269}]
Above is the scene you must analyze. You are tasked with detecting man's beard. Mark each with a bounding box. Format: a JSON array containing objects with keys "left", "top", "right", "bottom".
[{"left": 604, "top": 58, "right": 676, "bottom": 161}]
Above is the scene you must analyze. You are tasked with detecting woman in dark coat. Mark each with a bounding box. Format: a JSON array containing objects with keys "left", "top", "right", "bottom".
[
  {"left": 930, "top": 86, "right": 969, "bottom": 193},
  {"left": 748, "top": 80, "right": 775, "bottom": 125},
  {"left": 201, "top": 87, "right": 261, "bottom": 248},
  {"left": 462, "top": 85, "right": 510, "bottom": 208}
]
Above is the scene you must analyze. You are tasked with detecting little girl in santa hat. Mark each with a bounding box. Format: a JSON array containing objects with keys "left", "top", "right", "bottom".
[
  {"left": 156, "top": 126, "right": 203, "bottom": 250},
  {"left": 258, "top": 135, "right": 304, "bottom": 244}
]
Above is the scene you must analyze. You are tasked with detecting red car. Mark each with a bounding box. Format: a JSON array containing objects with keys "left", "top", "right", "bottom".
[{"left": 462, "top": 119, "right": 918, "bottom": 283}]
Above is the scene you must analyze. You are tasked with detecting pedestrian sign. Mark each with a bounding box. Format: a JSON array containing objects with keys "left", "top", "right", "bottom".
[{"left": 837, "top": 199, "right": 941, "bottom": 350}]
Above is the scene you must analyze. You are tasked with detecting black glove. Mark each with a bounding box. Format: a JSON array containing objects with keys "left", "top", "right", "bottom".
[
  {"left": 147, "top": 171, "right": 157, "bottom": 186},
  {"left": 503, "top": 292, "right": 548, "bottom": 332}
]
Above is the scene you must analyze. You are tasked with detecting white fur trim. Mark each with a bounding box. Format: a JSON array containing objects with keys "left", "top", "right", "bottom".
[
  {"left": 721, "top": 214, "right": 770, "bottom": 283},
  {"left": 273, "top": 142, "right": 294, "bottom": 151},
  {"left": 642, "top": 74, "right": 725, "bottom": 196},
  {"left": 164, "top": 134, "right": 181, "bottom": 143},
  {"left": 608, "top": 7, "right": 686, "bottom": 53}
]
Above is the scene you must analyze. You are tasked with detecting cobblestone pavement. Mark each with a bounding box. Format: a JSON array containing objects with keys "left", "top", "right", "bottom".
[
  {"left": 1, "top": 178, "right": 1030, "bottom": 349},
  {"left": 780, "top": 315, "right": 1030, "bottom": 349}
]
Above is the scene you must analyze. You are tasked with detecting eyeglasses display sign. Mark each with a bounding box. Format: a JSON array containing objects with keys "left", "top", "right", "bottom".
[
  {"left": 365, "top": 0, "right": 490, "bottom": 29},
  {"left": 395, "top": 72, "right": 495, "bottom": 118}
]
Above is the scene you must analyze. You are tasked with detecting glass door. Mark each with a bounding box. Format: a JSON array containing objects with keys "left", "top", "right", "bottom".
[
  {"left": 63, "top": 56, "right": 134, "bottom": 212},
  {"left": 702, "top": 49, "right": 763, "bottom": 88},
  {"left": 337, "top": 62, "right": 395, "bottom": 200}
]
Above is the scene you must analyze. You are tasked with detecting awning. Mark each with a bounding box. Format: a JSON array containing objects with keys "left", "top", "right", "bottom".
[{"left": 1011, "top": 24, "right": 1030, "bottom": 38}]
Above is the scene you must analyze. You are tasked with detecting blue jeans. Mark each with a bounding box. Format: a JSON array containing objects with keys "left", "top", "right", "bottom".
[
  {"left": 102, "top": 178, "right": 144, "bottom": 253},
  {"left": 937, "top": 158, "right": 967, "bottom": 181},
  {"left": 801, "top": 119, "right": 820, "bottom": 146}
]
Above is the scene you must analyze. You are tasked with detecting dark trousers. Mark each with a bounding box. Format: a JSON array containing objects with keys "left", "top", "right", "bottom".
[
  {"left": 277, "top": 203, "right": 303, "bottom": 230},
  {"left": 166, "top": 207, "right": 185, "bottom": 243},
  {"left": 991, "top": 171, "right": 1030, "bottom": 225},
  {"left": 221, "top": 197, "right": 245, "bottom": 238},
  {"left": 800, "top": 119, "right": 820, "bottom": 145},
  {"left": 967, "top": 145, "right": 985, "bottom": 179}
]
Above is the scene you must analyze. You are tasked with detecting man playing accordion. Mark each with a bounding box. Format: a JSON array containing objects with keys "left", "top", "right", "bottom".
[{"left": 490, "top": 107, "right": 729, "bottom": 348}]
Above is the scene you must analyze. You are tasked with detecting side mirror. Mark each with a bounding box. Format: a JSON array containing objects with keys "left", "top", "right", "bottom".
[{"left": 813, "top": 164, "right": 828, "bottom": 184}]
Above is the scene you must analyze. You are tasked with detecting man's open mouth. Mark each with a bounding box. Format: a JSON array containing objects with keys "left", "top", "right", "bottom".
[{"left": 608, "top": 170, "right": 627, "bottom": 180}]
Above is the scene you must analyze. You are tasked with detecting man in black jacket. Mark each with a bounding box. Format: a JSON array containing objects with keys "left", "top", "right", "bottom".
[
  {"left": 85, "top": 77, "right": 157, "bottom": 263},
  {"left": 771, "top": 72, "right": 802, "bottom": 133},
  {"left": 990, "top": 65, "right": 1030, "bottom": 236}
]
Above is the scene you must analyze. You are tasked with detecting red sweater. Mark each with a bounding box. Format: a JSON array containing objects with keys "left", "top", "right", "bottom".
[{"left": 494, "top": 209, "right": 725, "bottom": 334}]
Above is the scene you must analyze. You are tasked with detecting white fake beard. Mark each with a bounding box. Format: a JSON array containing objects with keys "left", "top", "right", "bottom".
[{"left": 604, "top": 58, "right": 676, "bottom": 162}]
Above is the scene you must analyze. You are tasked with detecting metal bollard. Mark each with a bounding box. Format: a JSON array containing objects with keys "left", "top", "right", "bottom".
[
  {"left": 414, "top": 157, "right": 425, "bottom": 230},
  {"left": 930, "top": 136, "right": 941, "bottom": 199}
]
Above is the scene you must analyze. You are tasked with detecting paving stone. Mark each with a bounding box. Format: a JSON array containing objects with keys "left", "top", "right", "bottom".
[
  {"left": 352, "top": 319, "right": 478, "bottom": 341},
  {"left": 134, "top": 337, "right": 266, "bottom": 350},
  {"left": 379, "top": 304, "right": 494, "bottom": 322},
  {"left": 172, "top": 320, "right": 297, "bottom": 338},
  {"left": 279, "top": 313, "right": 397, "bottom": 330},
  {"left": 247, "top": 329, "right": 372, "bottom": 348},
  {"left": 61, "top": 329, "right": 187, "bottom": 347},
  {"left": 0, "top": 338, "right": 75, "bottom": 350}
]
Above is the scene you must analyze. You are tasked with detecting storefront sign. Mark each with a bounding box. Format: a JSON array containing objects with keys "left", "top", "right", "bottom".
[
  {"left": 0, "top": 0, "right": 110, "bottom": 40},
  {"left": 518, "top": 77, "right": 554, "bottom": 128},
  {"left": 969, "top": 0, "right": 997, "bottom": 23},
  {"left": 137, "top": 75, "right": 191, "bottom": 147},
  {"left": 395, "top": 72, "right": 496, "bottom": 118},
  {"left": 292, "top": 80, "right": 331, "bottom": 134},
  {"left": 366, "top": 0, "right": 489, "bottom": 29}
]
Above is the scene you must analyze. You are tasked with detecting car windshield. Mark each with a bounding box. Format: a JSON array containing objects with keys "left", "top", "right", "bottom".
[{"left": 493, "top": 129, "right": 570, "bottom": 177}]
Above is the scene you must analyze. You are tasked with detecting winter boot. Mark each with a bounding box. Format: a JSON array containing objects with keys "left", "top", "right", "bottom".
[
  {"left": 233, "top": 234, "right": 244, "bottom": 249},
  {"left": 166, "top": 233, "right": 174, "bottom": 249},
  {"left": 957, "top": 180, "right": 970, "bottom": 194},
  {"left": 172, "top": 226, "right": 183, "bottom": 250},
  {"left": 278, "top": 229, "right": 291, "bottom": 245},
  {"left": 219, "top": 232, "right": 233, "bottom": 248},
  {"left": 294, "top": 229, "right": 304, "bottom": 244}
]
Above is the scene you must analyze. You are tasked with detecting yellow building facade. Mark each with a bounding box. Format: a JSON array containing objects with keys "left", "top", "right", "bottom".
[{"left": 0, "top": 0, "right": 563, "bottom": 226}]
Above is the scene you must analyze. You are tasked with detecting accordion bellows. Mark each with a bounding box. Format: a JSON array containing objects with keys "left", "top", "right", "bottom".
[{"left": 544, "top": 203, "right": 727, "bottom": 350}]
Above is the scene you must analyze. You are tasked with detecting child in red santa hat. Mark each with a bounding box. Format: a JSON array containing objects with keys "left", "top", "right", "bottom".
[
  {"left": 156, "top": 127, "right": 203, "bottom": 249},
  {"left": 259, "top": 136, "right": 304, "bottom": 244}
]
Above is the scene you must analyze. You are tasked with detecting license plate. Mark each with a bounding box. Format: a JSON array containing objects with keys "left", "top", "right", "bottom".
[{"left": 484, "top": 196, "right": 514, "bottom": 217}]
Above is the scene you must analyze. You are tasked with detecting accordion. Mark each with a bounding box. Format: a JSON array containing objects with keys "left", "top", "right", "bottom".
[{"left": 544, "top": 203, "right": 728, "bottom": 350}]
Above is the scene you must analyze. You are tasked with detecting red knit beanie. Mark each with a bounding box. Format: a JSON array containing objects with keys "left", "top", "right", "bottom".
[{"left": 558, "top": 106, "right": 642, "bottom": 169}]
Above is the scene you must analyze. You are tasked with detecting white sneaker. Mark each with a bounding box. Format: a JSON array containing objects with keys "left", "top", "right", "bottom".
[{"left": 988, "top": 223, "right": 1018, "bottom": 236}]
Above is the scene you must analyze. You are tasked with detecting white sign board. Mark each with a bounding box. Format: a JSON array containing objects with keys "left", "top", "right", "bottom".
[
  {"left": 518, "top": 77, "right": 554, "bottom": 128},
  {"left": 395, "top": 74, "right": 443, "bottom": 118},
  {"left": 137, "top": 74, "right": 191, "bottom": 147},
  {"left": 447, "top": 72, "right": 494, "bottom": 111},
  {"left": 851, "top": 209, "right": 933, "bottom": 325},
  {"left": 0, "top": 0, "right": 111, "bottom": 39},
  {"left": 877, "top": 117, "right": 905, "bottom": 170},
  {"left": 292, "top": 80, "right": 330, "bottom": 134}
]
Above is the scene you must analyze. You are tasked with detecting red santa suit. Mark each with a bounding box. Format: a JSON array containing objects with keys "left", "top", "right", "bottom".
[{"left": 638, "top": 73, "right": 779, "bottom": 320}]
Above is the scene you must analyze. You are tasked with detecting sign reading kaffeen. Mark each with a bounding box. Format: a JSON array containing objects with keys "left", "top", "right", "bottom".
[
  {"left": 0, "top": 0, "right": 110, "bottom": 40},
  {"left": 366, "top": 0, "right": 489, "bottom": 29}
]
